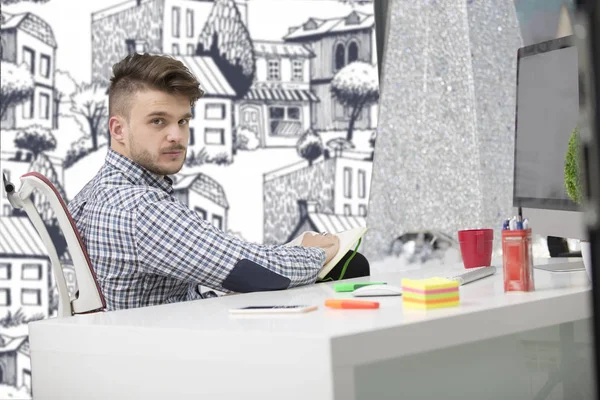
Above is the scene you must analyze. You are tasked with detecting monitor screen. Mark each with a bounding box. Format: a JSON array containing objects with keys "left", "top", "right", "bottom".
[{"left": 513, "top": 38, "right": 581, "bottom": 212}]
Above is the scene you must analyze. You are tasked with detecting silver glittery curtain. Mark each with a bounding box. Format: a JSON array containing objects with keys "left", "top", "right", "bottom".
[{"left": 364, "top": 0, "right": 523, "bottom": 261}]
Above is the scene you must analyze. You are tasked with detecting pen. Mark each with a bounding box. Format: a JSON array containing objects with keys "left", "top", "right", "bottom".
[
  {"left": 325, "top": 299, "right": 379, "bottom": 309},
  {"left": 502, "top": 219, "right": 510, "bottom": 230}
]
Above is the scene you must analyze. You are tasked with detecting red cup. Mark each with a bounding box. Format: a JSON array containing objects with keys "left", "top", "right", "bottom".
[{"left": 458, "top": 229, "right": 494, "bottom": 269}]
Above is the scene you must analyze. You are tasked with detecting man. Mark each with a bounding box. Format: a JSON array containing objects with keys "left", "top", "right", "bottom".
[{"left": 68, "top": 53, "right": 349, "bottom": 311}]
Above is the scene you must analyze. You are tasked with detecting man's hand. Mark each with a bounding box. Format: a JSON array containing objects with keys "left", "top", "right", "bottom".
[{"left": 301, "top": 232, "right": 340, "bottom": 265}]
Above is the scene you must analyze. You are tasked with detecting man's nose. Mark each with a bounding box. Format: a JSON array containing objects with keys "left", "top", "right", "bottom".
[{"left": 167, "top": 126, "right": 184, "bottom": 143}]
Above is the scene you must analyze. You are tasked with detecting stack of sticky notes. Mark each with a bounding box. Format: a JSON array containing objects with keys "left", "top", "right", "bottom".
[{"left": 401, "top": 277, "right": 460, "bottom": 309}]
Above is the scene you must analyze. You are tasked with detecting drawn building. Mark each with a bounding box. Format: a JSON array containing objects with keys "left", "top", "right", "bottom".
[
  {"left": 172, "top": 173, "right": 229, "bottom": 231},
  {"left": 0, "top": 334, "right": 31, "bottom": 394},
  {"left": 263, "top": 154, "right": 372, "bottom": 245},
  {"left": 0, "top": 216, "right": 53, "bottom": 320},
  {"left": 0, "top": 12, "right": 57, "bottom": 130},
  {"left": 236, "top": 40, "right": 319, "bottom": 147},
  {"left": 1, "top": 129, "right": 67, "bottom": 225},
  {"left": 91, "top": 0, "right": 248, "bottom": 83},
  {"left": 283, "top": 10, "right": 378, "bottom": 131},
  {"left": 172, "top": 55, "right": 236, "bottom": 161},
  {"left": 286, "top": 200, "right": 366, "bottom": 243}
]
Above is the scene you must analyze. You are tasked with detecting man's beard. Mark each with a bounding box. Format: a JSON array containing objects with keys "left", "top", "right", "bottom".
[{"left": 129, "top": 136, "right": 186, "bottom": 176}]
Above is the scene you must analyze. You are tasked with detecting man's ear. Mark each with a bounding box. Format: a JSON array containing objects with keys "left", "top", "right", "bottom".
[{"left": 109, "top": 116, "right": 126, "bottom": 144}]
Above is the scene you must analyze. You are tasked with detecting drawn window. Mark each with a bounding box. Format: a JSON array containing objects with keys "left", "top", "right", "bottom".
[
  {"left": 172, "top": 7, "right": 181, "bottom": 38},
  {"left": 344, "top": 204, "right": 352, "bottom": 216},
  {"left": 292, "top": 60, "right": 303, "bottom": 81},
  {"left": 22, "top": 92, "right": 34, "bottom": 119},
  {"left": 205, "top": 104, "right": 225, "bottom": 120},
  {"left": 269, "top": 106, "right": 302, "bottom": 136},
  {"left": 22, "top": 46, "right": 35, "bottom": 74},
  {"left": 40, "top": 93, "right": 50, "bottom": 120},
  {"left": 205, "top": 128, "right": 225, "bottom": 145},
  {"left": 189, "top": 127, "right": 195, "bottom": 145},
  {"left": 40, "top": 54, "right": 51, "bottom": 78},
  {"left": 3, "top": 205, "right": 11, "bottom": 216},
  {"left": 172, "top": 43, "right": 180, "bottom": 55},
  {"left": 348, "top": 41, "right": 359, "bottom": 64},
  {"left": 358, "top": 169, "right": 366, "bottom": 198},
  {"left": 135, "top": 40, "right": 148, "bottom": 53},
  {"left": 22, "top": 264, "right": 42, "bottom": 280},
  {"left": 195, "top": 207, "right": 207, "bottom": 219},
  {"left": 0, "top": 263, "right": 11, "bottom": 280},
  {"left": 334, "top": 43, "right": 345, "bottom": 72},
  {"left": 187, "top": 44, "right": 195, "bottom": 55},
  {"left": 21, "top": 289, "right": 41, "bottom": 306},
  {"left": 186, "top": 9, "right": 194, "bottom": 37},
  {"left": 287, "top": 107, "right": 300, "bottom": 120},
  {"left": 0, "top": 289, "right": 10, "bottom": 306},
  {"left": 268, "top": 59, "right": 280, "bottom": 80},
  {"left": 343, "top": 167, "right": 352, "bottom": 198},
  {"left": 359, "top": 204, "right": 367, "bottom": 217},
  {"left": 212, "top": 215, "right": 223, "bottom": 230}
]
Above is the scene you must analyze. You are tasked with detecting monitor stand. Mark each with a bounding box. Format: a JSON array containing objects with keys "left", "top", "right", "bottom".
[{"left": 533, "top": 257, "right": 585, "bottom": 272}]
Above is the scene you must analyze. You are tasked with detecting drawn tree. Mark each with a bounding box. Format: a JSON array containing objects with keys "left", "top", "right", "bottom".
[
  {"left": 330, "top": 61, "right": 379, "bottom": 142},
  {"left": 297, "top": 130, "right": 323, "bottom": 167},
  {"left": 0, "top": 60, "right": 34, "bottom": 121},
  {"left": 14, "top": 125, "right": 57, "bottom": 159},
  {"left": 70, "top": 83, "right": 109, "bottom": 151},
  {"left": 197, "top": 0, "right": 255, "bottom": 98},
  {"left": 53, "top": 70, "right": 78, "bottom": 127}
]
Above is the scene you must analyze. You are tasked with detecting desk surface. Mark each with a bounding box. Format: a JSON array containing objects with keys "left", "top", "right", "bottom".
[{"left": 32, "top": 258, "right": 591, "bottom": 366}]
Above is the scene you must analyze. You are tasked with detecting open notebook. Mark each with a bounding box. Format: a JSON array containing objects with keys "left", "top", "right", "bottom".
[{"left": 284, "top": 227, "right": 368, "bottom": 279}]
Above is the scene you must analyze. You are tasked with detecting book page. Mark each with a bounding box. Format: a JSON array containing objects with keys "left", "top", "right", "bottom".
[{"left": 283, "top": 227, "right": 368, "bottom": 279}]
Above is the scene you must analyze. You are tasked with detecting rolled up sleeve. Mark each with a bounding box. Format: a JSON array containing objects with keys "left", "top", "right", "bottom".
[{"left": 134, "top": 197, "right": 326, "bottom": 291}]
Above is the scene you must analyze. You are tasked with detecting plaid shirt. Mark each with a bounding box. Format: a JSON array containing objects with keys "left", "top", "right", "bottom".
[{"left": 68, "top": 149, "right": 326, "bottom": 311}]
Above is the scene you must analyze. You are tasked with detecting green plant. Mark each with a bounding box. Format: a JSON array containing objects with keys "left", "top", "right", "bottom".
[{"left": 564, "top": 125, "right": 583, "bottom": 205}]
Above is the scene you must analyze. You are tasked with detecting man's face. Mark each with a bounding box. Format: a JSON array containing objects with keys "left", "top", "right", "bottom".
[{"left": 123, "top": 89, "right": 192, "bottom": 176}]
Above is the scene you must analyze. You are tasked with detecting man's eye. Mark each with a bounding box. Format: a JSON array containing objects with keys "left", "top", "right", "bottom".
[
  {"left": 179, "top": 119, "right": 189, "bottom": 125},
  {"left": 151, "top": 118, "right": 164, "bottom": 125}
]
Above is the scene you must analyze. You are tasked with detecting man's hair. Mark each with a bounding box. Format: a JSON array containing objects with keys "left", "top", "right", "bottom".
[{"left": 108, "top": 53, "right": 205, "bottom": 119}]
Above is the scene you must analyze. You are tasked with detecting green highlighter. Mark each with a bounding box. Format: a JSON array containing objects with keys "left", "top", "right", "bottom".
[{"left": 334, "top": 282, "right": 387, "bottom": 292}]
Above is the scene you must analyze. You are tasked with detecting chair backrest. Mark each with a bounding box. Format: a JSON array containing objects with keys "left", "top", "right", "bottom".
[{"left": 4, "top": 171, "right": 106, "bottom": 317}]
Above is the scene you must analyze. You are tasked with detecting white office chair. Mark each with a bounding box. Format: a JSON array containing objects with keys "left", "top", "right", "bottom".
[{"left": 3, "top": 172, "right": 106, "bottom": 317}]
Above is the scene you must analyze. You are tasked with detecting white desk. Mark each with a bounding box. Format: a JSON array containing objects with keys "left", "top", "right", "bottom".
[{"left": 29, "top": 259, "right": 595, "bottom": 400}]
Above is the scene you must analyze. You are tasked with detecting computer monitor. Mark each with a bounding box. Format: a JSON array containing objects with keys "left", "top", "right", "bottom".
[{"left": 513, "top": 35, "right": 586, "bottom": 271}]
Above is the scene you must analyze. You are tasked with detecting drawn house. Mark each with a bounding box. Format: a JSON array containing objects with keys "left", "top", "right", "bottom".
[
  {"left": 0, "top": 216, "right": 53, "bottom": 320},
  {"left": 91, "top": 0, "right": 248, "bottom": 83},
  {"left": 286, "top": 200, "right": 366, "bottom": 243},
  {"left": 236, "top": 40, "right": 319, "bottom": 147},
  {"left": 0, "top": 12, "right": 57, "bottom": 130},
  {"left": 172, "top": 55, "right": 236, "bottom": 161},
  {"left": 263, "top": 154, "right": 372, "bottom": 245},
  {"left": 172, "top": 173, "right": 229, "bottom": 231},
  {"left": 283, "top": 11, "right": 378, "bottom": 131},
  {"left": 0, "top": 334, "right": 31, "bottom": 394}
]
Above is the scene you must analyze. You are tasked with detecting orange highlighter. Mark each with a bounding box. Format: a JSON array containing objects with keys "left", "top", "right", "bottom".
[{"left": 325, "top": 299, "right": 379, "bottom": 309}]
